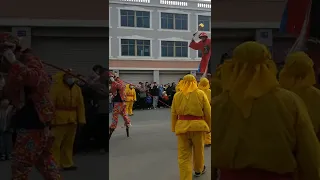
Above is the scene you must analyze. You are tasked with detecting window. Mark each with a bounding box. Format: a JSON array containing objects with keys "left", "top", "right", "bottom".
[
  {"left": 161, "top": 13, "right": 188, "bottom": 30},
  {"left": 121, "top": 39, "right": 150, "bottom": 56},
  {"left": 198, "top": 50, "right": 202, "bottom": 58},
  {"left": 198, "top": 15, "right": 210, "bottom": 31},
  {"left": 161, "top": 41, "right": 188, "bottom": 57},
  {"left": 120, "top": 10, "right": 150, "bottom": 28}
]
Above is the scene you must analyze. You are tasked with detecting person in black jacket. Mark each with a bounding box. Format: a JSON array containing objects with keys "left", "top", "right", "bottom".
[
  {"left": 150, "top": 82, "right": 159, "bottom": 109},
  {"left": 74, "top": 79, "right": 99, "bottom": 154}
]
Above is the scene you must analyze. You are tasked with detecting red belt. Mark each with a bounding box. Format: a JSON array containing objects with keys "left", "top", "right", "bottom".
[
  {"left": 219, "top": 168, "right": 294, "bottom": 180},
  {"left": 56, "top": 107, "right": 77, "bottom": 111},
  {"left": 178, "top": 115, "right": 203, "bottom": 120}
]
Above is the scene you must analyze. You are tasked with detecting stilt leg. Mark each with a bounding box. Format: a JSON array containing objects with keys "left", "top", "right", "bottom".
[
  {"left": 109, "top": 128, "right": 115, "bottom": 140},
  {"left": 126, "top": 126, "right": 129, "bottom": 137}
]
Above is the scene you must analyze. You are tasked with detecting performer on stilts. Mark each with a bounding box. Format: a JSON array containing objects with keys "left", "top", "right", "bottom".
[
  {"left": 109, "top": 72, "right": 131, "bottom": 140},
  {"left": 189, "top": 23, "right": 211, "bottom": 76}
]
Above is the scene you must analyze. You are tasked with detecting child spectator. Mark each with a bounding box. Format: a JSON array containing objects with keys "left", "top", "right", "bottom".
[{"left": 145, "top": 95, "right": 153, "bottom": 110}]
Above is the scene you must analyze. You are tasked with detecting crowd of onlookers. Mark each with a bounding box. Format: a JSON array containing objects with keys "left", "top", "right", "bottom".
[{"left": 109, "top": 81, "right": 180, "bottom": 113}]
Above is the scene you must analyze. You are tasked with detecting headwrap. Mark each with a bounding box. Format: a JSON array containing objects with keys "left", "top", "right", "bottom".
[
  {"left": 180, "top": 74, "right": 198, "bottom": 98},
  {"left": 175, "top": 80, "right": 183, "bottom": 92},
  {"left": 125, "top": 84, "right": 130, "bottom": 94},
  {"left": 222, "top": 41, "right": 279, "bottom": 118},
  {"left": 198, "top": 77, "right": 210, "bottom": 90},
  {"left": 279, "top": 51, "right": 315, "bottom": 90}
]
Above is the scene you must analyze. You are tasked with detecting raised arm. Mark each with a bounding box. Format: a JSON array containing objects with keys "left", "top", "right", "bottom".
[{"left": 189, "top": 40, "right": 203, "bottom": 50}]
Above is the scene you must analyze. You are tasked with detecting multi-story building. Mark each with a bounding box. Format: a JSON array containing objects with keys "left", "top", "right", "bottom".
[
  {"left": 109, "top": 0, "right": 212, "bottom": 84},
  {"left": 110, "top": 0, "right": 297, "bottom": 85}
]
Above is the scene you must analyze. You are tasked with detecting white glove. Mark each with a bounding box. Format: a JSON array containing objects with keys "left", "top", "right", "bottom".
[{"left": 3, "top": 49, "right": 18, "bottom": 64}]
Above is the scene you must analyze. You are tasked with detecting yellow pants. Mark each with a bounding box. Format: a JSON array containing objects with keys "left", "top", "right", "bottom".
[
  {"left": 51, "top": 124, "right": 77, "bottom": 168},
  {"left": 177, "top": 131, "right": 205, "bottom": 180},
  {"left": 204, "top": 132, "right": 211, "bottom": 145},
  {"left": 126, "top": 101, "right": 134, "bottom": 115}
]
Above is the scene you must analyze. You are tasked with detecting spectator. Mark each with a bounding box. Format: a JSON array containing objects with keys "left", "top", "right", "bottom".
[
  {"left": 162, "top": 91, "right": 169, "bottom": 108},
  {"left": 150, "top": 82, "right": 159, "bottom": 109},
  {"left": 158, "top": 85, "right": 164, "bottom": 108},
  {"left": 138, "top": 82, "right": 147, "bottom": 110},
  {"left": 75, "top": 77, "right": 99, "bottom": 154},
  {"left": 145, "top": 94, "right": 153, "bottom": 109},
  {"left": 0, "top": 98, "right": 14, "bottom": 161},
  {"left": 0, "top": 75, "right": 14, "bottom": 161}
]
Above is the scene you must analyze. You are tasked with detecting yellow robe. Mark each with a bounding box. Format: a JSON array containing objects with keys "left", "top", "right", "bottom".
[
  {"left": 125, "top": 84, "right": 136, "bottom": 115},
  {"left": 211, "top": 88, "right": 320, "bottom": 179},
  {"left": 199, "top": 77, "right": 212, "bottom": 146},
  {"left": 289, "top": 86, "right": 320, "bottom": 136},
  {"left": 171, "top": 89, "right": 211, "bottom": 180},
  {"left": 50, "top": 72, "right": 85, "bottom": 168},
  {"left": 211, "top": 65, "right": 223, "bottom": 97}
]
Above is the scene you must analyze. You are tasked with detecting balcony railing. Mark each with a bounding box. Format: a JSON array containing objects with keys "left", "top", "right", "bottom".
[{"left": 111, "top": 0, "right": 211, "bottom": 10}]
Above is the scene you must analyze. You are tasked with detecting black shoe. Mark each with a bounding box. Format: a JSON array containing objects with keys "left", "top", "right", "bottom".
[
  {"left": 194, "top": 166, "right": 206, "bottom": 177},
  {"left": 63, "top": 166, "right": 78, "bottom": 171}
]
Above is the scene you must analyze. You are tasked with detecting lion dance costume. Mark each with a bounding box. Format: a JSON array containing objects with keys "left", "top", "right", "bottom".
[
  {"left": 109, "top": 72, "right": 131, "bottom": 139},
  {"left": 0, "top": 33, "right": 61, "bottom": 180}
]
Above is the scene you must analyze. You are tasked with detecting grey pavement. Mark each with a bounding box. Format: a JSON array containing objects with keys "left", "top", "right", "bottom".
[{"left": 0, "top": 108, "right": 211, "bottom": 180}]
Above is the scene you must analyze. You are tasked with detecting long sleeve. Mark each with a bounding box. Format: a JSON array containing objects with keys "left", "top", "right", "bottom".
[
  {"left": 189, "top": 40, "right": 203, "bottom": 50},
  {"left": 77, "top": 88, "right": 86, "bottom": 124},
  {"left": 202, "top": 92, "right": 211, "bottom": 131},
  {"left": 295, "top": 97, "right": 320, "bottom": 180},
  {"left": 9, "top": 59, "right": 42, "bottom": 88},
  {"left": 50, "top": 86, "right": 57, "bottom": 107},
  {"left": 133, "top": 89, "right": 137, "bottom": 101},
  {"left": 171, "top": 94, "right": 178, "bottom": 132}
]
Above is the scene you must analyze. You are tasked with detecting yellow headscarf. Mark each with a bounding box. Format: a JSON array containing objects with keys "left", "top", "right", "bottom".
[
  {"left": 125, "top": 84, "right": 130, "bottom": 94},
  {"left": 176, "top": 80, "right": 183, "bottom": 92},
  {"left": 279, "top": 51, "right": 316, "bottom": 90},
  {"left": 222, "top": 41, "right": 279, "bottom": 118},
  {"left": 180, "top": 74, "right": 198, "bottom": 97},
  {"left": 198, "top": 77, "right": 210, "bottom": 90}
]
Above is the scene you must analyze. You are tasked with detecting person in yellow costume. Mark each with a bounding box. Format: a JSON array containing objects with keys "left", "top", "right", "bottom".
[
  {"left": 211, "top": 41, "right": 320, "bottom": 180},
  {"left": 171, "top": 74, "right": 211, "bottom": 180},
  {"left": 198, "top": 77, "right": 211, "bottom": 147},
  {"left": 125, "top": 84, "right": 136, "bottom": 116},
  {"left": 280, "top": 51, "right": 320, "bottom": 139},
  {"left": 50, "top": 72, "right": 86, "bottom": 170}
]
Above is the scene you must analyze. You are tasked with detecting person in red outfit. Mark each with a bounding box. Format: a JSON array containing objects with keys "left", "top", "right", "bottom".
[
  {"left": 0, "top": 33, "right": 60, "bottom": 180},
  {"left": 109, "top": 72, "right": 131, "bottom": 139},
  {"left": 189, "top": 32, "right": 212, "bottom": 74}
]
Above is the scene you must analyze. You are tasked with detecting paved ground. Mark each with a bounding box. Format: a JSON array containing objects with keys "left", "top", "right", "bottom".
[{"left": 0, "top": 108, "right": 211, "bottom": 180}]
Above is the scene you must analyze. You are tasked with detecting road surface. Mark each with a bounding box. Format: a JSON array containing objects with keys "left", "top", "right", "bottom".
[{"left": 0, "top": 108, "right": 211, "bottom": 180}]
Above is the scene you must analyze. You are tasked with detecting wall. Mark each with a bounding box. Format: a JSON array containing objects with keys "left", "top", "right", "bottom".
[{"left": 109, "top": 1, "right": 210, "bottom": 60}]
